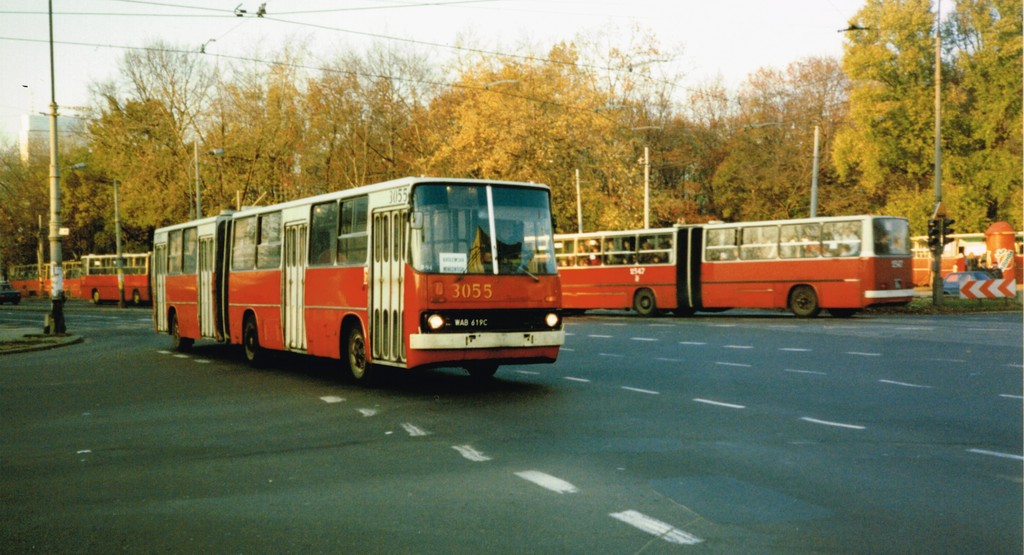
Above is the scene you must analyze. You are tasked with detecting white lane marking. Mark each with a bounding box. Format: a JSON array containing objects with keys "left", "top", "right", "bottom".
[
  {"left": 609, "top": 510, "right": 702, "bottom": 545},
  {"left": 879, "top": 379, "right": 932, "bottom": 389},
  {"left": 621, "top": 386, "right": 659, "bottom": 395},
  {"left": 711, "top": 323, "right": 736, "bottom": 328},
  {"left": 401, "top": 423, "right": 430, "bottom": 437},
  {"left": 173, "top": 354, "right": 189, "bottom": 359},
  {"left": 588, "top": 334, "right": 613, "bottom": 338},
  {"left": 515, "top": 370, "right": 540, "bottom": 375},
  {"left": 715, "top": 362, "right": 751, "bottom": 368},
  {"left": 999, "top": 394, "right": 1024, "bottom": 400},
  {"left": 564, "top": 377, "right": 591, "bottom": 383},
  {"left": 785, "top": 368, "right": 827, "bottom": 376},
  {"left": 76, "top": 449, "right": 92, "bottom": 454},
  {"left": 655, "top": 357, "right": 683, "bottom": 362},
  {"left": 561, "top": 347, "right": 575, "bottom": 352},
  {"left": 846, "top": 351, "right": 882, "bottom": 357},
  {"left": 320, "top": 396, "right": 345, "bottom": 404},
  {"left": 694, "top": 398, "right": 746, "bottom": 409},
  {"left": 631, "top": 337, "right": 658, "bottom": 342},
  {"left": 780, "top": 347, "right": 811, "bottom": 352},
  {"left": 453, "top": 445, "right": 492, "bottom": 462},
  {"left": 194, "top": 359, "right": 211, "bottom": 364},
  {"left": 648, "top": 323, "right": 675, "bottom": 328},
  {"left": 724, "top": 344, "right": 753, "bottom": 349},
  {"left": 801, "top": 417, "right": 865, "bottom": 430},
  {"left": 157, "top": 350, "right": 171, "bottom": 355},
  {"left": 679, "top": 341, "right": 707, "bottom": 346},
  {"left": 515, "top": 471, "right": 578, "bottom": 494},
  {"left": 600, "top": 353, "right": 625, "bottom": 358},
  {"left": 967, "top": 448, "right": 1024, "bottom": 461},
  {"left": 357, "top": 408, "right": 378, "bottom": 417}
]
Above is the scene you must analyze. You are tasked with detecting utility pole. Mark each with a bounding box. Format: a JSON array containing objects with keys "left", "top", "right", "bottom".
[
  {"left": 114, "top": 179, "right": 125, "bottom": 308},
  {"left": 810, "top": 125, "right": 820, "bottom": 218},
  {"left": 46, "top": 0, "right": 66, "bottom": 334},
  {"left": 643, "top": 146, "right": 650, "bottom": 229},
  {"left": 930, "top": 0, "right": 944, "bottom": 306}
]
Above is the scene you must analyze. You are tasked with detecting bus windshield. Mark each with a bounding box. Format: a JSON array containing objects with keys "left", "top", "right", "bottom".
[
  {"left": 411, "top": 183, "right": 556, "bottom": 276},
  {"left": 872, "top": 217, "right": 911, "bottom": 256}
]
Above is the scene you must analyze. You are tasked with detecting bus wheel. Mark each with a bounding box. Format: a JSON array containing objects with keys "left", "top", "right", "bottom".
[
  {"left": 633, "top": 289, "right": 658, "bottom": 317},
  {"left": 242, "top": 316, "right": 264, "bottom": 366},
  {"left": 789, "top": 286, "right": 821, "bottom": 318},
  {"left": 466, "top": 363, "right": 498, "bottom": 380},
  {"left": 827, "top": 308, "right": 858, "bottom": 318},
  {"left": 344, "top": 325, "right": 369, "bottom": 381},
  {"left": 170, "top": 313, "right": 193, "bottom": 352},
  {"left": 131, "top": 289, "right": 141, "bottom": 305},
  {"left": 91, "top": 289, "right": 101, "bottom": 304}
]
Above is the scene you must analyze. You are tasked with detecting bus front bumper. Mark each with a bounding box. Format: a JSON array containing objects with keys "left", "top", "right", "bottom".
[{"left": 410, "top": 330, "right": 565, "bottom": 350}]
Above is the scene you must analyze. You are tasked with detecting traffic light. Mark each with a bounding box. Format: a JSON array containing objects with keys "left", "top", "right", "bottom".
[
  {"left": 941, "top": 218, "right": 955, "bottom": 246},
  {"left": 927, "top": 218, "right": 940, "bottom": 249}
]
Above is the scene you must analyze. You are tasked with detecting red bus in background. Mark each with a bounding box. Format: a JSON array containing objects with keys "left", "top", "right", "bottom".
[
  {"left": 6, "top": 261, "right": 81, "bottom": 299},
  {"left": 556, "top": 215, "right": 913, "bottom": 318},
  {"left": 152, "top": 177, "right": 563, "bottom": 380},
  {"left": 81, "top": 253, "right": 151, "bottom": 304}
]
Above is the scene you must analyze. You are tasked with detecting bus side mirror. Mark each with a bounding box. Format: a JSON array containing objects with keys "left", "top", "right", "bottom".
[{"left": 410, "top": 211, "right": 423, "bottom": 230}]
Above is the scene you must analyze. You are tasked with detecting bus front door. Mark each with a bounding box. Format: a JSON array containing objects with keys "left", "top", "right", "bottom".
[
  {"left": 284, "top": 223, "right": 308, "bottom": 351},
  {"left": 371, "top": 208, "right": 406, "bottom": 366},
  {"left": 153, "top": 244, "right": 167, "bottom": 331},
  {"left": 198, "top": 236, "right": 216, "bottom": 338}
]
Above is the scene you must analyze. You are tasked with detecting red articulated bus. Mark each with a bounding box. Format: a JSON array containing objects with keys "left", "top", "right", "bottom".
[
  {"left": 81, "top": 253, "right": 151, "bottom": 304},
  {"left": 152, "top": 177, "right": 564, "bottom": 380},
  {"left": 7, "top": 261, "right": 81, "bottom": 299},
  {"left": 555, "top": 215, "right": 913, "bottom": 318}
]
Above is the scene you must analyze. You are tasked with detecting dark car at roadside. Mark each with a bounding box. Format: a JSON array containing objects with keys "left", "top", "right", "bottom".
[{"left": 0, "top": 281, "right": 21, "bottom": 305}]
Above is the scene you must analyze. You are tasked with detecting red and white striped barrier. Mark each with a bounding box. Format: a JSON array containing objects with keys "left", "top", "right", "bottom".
[{"left": 960, "top": 278, "right": 1017, "bottom": 299}]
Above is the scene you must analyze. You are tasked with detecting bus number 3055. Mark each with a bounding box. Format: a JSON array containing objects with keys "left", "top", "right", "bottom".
[{"left": 451, "top": 283, "right": 494, "bottom": 299}]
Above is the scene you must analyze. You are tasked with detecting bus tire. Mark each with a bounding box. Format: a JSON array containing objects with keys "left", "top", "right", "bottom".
[
  {"left": 789, "top": 285, "right": 821, "bottom": 318},
  {"left": 91, "top": 289, "right": 101, "bottom": 304},
  {"left": 827, "top": 308, "right": 858, "bottom": 318},
  {"left": 343, "top": 323, "right": 370, "bottom": 381},
  {"left": 633, "top": 288, "right": 658, "bottom": 317},
  {"left": 242, "top": 315, "right": 264, "bottom": 366},
  {"left": 170, "top": 312, "right": 193, "bottom": 352}
]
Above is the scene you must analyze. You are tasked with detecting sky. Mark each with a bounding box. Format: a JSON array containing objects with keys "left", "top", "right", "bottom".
[{"left": 0, "top": 0, "right": 869, "bottom": 143}]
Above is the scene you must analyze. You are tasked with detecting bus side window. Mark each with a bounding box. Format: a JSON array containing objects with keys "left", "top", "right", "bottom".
[
  {"left": 256, "top": 212, "right": 282, "bottom": 270},
  {"left": 639, "top": 233, "right": 671, "bottom": 264},
  {"left": 822, "top": 222, "right": 861, "bottom": 257},
  {"left": 232, "top": 216, "right": 257, "bottom": 270},
  {"left": 309, "top": 201, "right": 339, "bottom": 266},
  {"left": 338, "top": 196, "right": 368, "bottom": 266},
  {"left": 168, "top": 230, "right": 183, "bottom": 274},
  {"left": 740, "top": 226, "right": 778, "bottom": 260},
  {"left": 706, "top": 228, "right": 737, "bottom": 261},
  {"left": 182, "top": 227, "right": 198, "bottom": 273}
]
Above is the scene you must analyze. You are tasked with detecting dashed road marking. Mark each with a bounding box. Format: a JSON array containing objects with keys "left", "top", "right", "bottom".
[
  {"left": 515, "top": 471, "right": 578, "bottom": 494},
  {"left": 679, "top": 341, "right": 707, "bottom": 346},
  {"left": 600, "top": 353, "right": 625, "bottom": 358},
  {"left": 694, "top": 398, "right": 745, "bottom": 409},
  {"left": 967, "top": 448, "right": 1024, "bottom": 461},
  {"left": 999, "top": 394, "right": 1023, "bottom": 400},
  {"left": 715, "top": 362, "right": 751, "bottom": 368},
  {"left": 588, "top": 334, "right": 613, "bottom": 338},
  {"left": 801, "top": 417, "right": 865, "bottom": 430},
  {"left": 621, "top": 386, "right": 659, "bottom": 395},
  {"left": 564, "top": 376, "right": 591, "bottom": 383},
  {"left": 515, "top": 370, "right": 541, "bottom": 375},
  {"left": 780, "top": 347, "right": 811, "bottom": 352},
  {"left": 320, "top": 396, "right": 345, "bottom": 404},
  {"left": 631, "top": 337, "right": 658, "bottom": 342},
  {"left": 401, "top": 423, "right": 430, "bottom": 437},
  {"left": 879, "top": 379, "right": 932, "bottom": 389},
  {"left": 785, "top": 368, "right": 827, "bottom": 376},
  {"left": 609, "top": 510, "right": 702, "bottom": 545},
  {"left": 357, "top": 408, "right": 378, "bottom": 417},
  {"left": 452, "top": 445, "right": 492, "bottom": 462},
  {"left": 724, "top": 344, "right": 753, "bottom": 349},
  {"left": 846, "top": 351, "right": 882, "bottom": 357}
]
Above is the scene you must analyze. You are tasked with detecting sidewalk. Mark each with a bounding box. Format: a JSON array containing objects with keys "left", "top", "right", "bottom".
[{"left": 0, "top": 326, "right": 82, "bottom": 354}]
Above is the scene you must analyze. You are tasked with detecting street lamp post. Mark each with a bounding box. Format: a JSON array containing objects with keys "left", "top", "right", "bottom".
[
  {"left": 113, "top": 179, "right": 125, "bottom": 308},
  {"left": 930, "top": 0, "right": 944, "bottom": 307},
  {"left": 46, "top": 0, "right": 65, "bottom": 335}
]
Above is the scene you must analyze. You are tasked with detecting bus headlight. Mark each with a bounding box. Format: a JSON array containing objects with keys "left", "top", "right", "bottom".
[
  {"left": 544, "top": 312, "right": 560, "bottom": 328},
  {"left": 426, "top": 313, "right": 446, "bottom": 331}
]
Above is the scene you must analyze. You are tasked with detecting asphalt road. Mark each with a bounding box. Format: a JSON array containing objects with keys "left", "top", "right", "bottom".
[{"left": 1, "top": 301, "right": 1021, "bottom": 553}]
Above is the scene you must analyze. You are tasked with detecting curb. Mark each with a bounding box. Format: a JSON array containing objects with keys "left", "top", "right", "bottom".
[{"left": 0, "top": 334, "right": 84, "bottom": 355}]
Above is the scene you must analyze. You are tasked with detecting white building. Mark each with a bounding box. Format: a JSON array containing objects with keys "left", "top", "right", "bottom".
[{"left": 19, "top": 114, "right": 87, "bottom": 163}]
